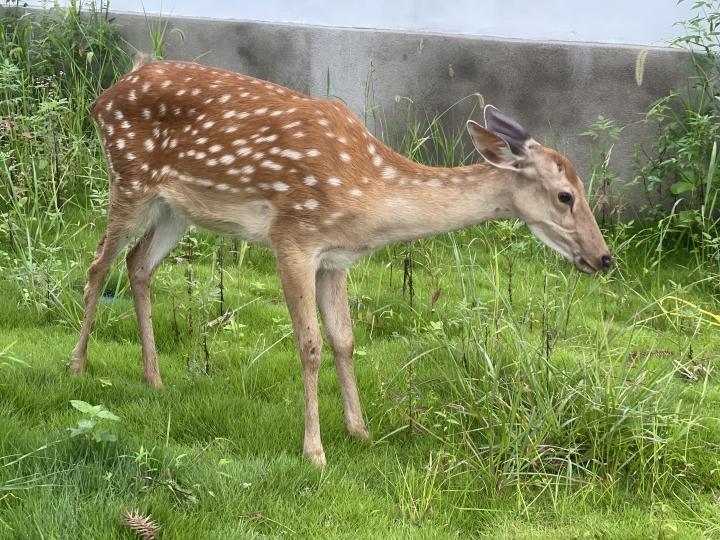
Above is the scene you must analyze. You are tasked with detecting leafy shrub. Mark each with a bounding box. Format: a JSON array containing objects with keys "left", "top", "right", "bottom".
[{"left": 633, "top": 0, "right": 720, "bottom": 261}]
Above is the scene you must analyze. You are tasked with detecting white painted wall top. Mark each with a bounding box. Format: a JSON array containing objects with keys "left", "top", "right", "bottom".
[{"left": 35, "top": 1, "right": 696, "bottom": 46}]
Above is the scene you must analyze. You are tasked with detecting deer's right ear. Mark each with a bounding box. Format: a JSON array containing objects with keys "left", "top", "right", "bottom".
[{"left": 467, "top": 120, "right": 523, "bottom": 171}]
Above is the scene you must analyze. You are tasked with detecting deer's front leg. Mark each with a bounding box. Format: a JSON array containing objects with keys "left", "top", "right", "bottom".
[
  {"left": 276, "top": 251, "right": 326, "bottom": 465},
  {"left": 316, "top": 268, "right": 369, "bottom": 439}
]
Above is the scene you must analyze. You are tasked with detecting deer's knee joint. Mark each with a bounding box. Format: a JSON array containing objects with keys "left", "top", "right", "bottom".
[
  {"left": 332, "top": 333, "right": 354, "bottom": 360},
  {"left": 300, "top": 335, "right": 322, "bottom": 370}
]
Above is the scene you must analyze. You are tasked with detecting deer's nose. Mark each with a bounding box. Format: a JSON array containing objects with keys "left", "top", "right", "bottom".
[{"left": 601, "top": 254, "right": 613, "bottom": 271}]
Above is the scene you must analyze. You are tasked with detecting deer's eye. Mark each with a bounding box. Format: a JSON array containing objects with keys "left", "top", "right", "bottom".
[
  {"left": 556, "top": 161, "right": 564, "bottom": 173},
  {"left": 558, "top": 191, "right": 573, "bottom": 205}
]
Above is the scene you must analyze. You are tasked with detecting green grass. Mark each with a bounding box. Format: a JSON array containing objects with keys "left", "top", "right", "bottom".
[
  {"left": 2, "top": 2, "right": 720, "bottom": 538},
  {"left": 1, "top": 218, "right": 719, "bottom": 538}
]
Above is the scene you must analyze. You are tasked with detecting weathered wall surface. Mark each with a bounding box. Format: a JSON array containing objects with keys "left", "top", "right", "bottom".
[{"left": 114, "top": 13, "right": 695, "bottom": 213}]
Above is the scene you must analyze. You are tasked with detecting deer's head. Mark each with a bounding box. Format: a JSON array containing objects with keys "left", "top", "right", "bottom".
[{"left": 467, "top": 105, "right": 611, "bottom": 274}]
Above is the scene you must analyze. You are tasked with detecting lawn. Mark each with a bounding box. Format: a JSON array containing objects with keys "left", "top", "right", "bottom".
[
  {"left": 1, "top": 2, "right": 720, "bottom": 539},
  {"left": 1, "top": 215, "right": 719, "bottom": 538}
]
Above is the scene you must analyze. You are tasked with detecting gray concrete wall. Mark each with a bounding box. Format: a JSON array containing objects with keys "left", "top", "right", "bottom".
[
  {"left": 38, "top": 0, "right": 696, "bottom": 46},
  {"left": 113, "top": 12, "right": 693, "bottom": 214}
]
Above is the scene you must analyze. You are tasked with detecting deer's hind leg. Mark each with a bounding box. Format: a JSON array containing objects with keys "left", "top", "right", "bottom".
[
  {"left": 126, "top": 200, "right": 187, "bottom": 386},
  {"left": 69, "top": 189, "right": 151, "bottom": 375},
  {"left": 316, "top": 268, "right": 369, "bottom": 439}
]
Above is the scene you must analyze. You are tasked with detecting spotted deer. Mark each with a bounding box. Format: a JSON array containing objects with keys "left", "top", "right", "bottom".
[{"left": 69, "top": 59, "right": 611, "bottom": 465}]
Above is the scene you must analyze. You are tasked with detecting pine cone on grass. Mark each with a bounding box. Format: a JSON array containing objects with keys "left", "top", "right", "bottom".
[{"left": 121, "top": 509, "right": 160, "bottom": 539}]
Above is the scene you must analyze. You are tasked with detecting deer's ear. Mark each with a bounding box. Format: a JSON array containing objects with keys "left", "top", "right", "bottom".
[
  {"left": 467, "top": 120, "right": 523, "bottom": 170},
  {"left": 483, "top": 105, "right": 532, "bottom": 156}
]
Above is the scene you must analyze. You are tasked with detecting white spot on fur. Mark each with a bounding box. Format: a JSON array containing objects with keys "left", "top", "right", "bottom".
[
  {"left": 382, "top": 166, "right": 397, "bottom": 179},
  {"left": 209, "top": 144, "right": 223, "bottom": 153},
  {"left": 144, "top": 139, "right": 155, "bottom": 151},
  {"left": 283, "top": 121, "right": 301, "bottom": 130},
  {"left": 280, "top": 149, "right": 302, "bottom": 160},
  {"left": 339, "top": 152, "right": 351, "bottom": 162},
  {"left": 116, "top": 139, "right": 125, "bottom": 149},
  {"left": 272, "top": 182, "right": 289, "bottom": 192},
  {"left": 257, "top": 134, "right": 278, "bottom": 143},
  {"left": 327, "top": 177, "right": 342, "bottom": 186},
  {"left": 372, "top": 155, "right": 383, "bottom": 167},
  {"left": 350, "top": 188, "right": 362, "bottom": 197},
  {"left": 261, "top": 160, "right": 282, "bottom": 171},
  {"left": 218, "top": 94, "right": 231, "bottom": 104},
  {"left": 306, "top": 149, "right": 320, "bottom": 157},
  {"left": 219, "top": 154, "right": 235, "bottom": 165},
  {"left": 304, "top": 199, "right": 319, "bottom": 210}
]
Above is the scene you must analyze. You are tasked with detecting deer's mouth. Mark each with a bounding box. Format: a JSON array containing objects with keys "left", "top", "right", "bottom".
[{"left": 574, "top": 255, "right": 598, "bottom": 274}]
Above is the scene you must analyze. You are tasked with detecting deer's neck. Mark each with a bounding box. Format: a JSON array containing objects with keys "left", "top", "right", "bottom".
[{"left": 365, "top": 151, "right": 520, "bottom": 245}]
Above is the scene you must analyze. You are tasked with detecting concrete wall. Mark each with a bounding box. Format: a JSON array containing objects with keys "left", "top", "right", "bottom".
[
  {"left": 108, "top": 12, "right": 692, "bottom": 214},
  {"left": 35, "top": 1, "right": 695, "bottom": 46}
]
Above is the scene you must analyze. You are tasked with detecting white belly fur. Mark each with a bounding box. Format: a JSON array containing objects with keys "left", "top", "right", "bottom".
[
  {"left": 159, "top": 190, "right": 276, "bottom": 245},
  {"left": 318, "top": 247, "right": 373, "bottom": 270}
]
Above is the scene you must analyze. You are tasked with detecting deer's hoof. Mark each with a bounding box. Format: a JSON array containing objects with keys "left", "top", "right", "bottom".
[
  {"left": 67, "top": 358, "right": 85, "bottom": 376},
  {"left": 304, "top": 447, "right": 327, "bottom": 467},
  {"left": 144, "top": 373, "right": 163, "bottom": 388},
  {"left": 347, "top": 423, "right": 370, "bottom": 440}
]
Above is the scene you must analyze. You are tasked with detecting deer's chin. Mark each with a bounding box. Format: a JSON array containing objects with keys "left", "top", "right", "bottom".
[{"left": 573, "top": 256, "right": 598, "bottom": 274}]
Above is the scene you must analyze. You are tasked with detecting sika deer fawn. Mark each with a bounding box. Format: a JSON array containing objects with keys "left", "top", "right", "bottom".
[{"left": 69, "top": 59, "right": 611, "bottom": 465}]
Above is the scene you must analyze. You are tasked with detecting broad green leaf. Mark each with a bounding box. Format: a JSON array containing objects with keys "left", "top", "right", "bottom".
[
  {"left": 96, "top": 409, "right": 121, "bottom": 422},
  {"left": 669, "top": 181, "right": 695, "bottom": 194},
  {"left": 77, "top": 419, "right": 96, "bottom": 430},
  {"left": 70, "top": 400, "right": 93, "bottom": 413}
]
